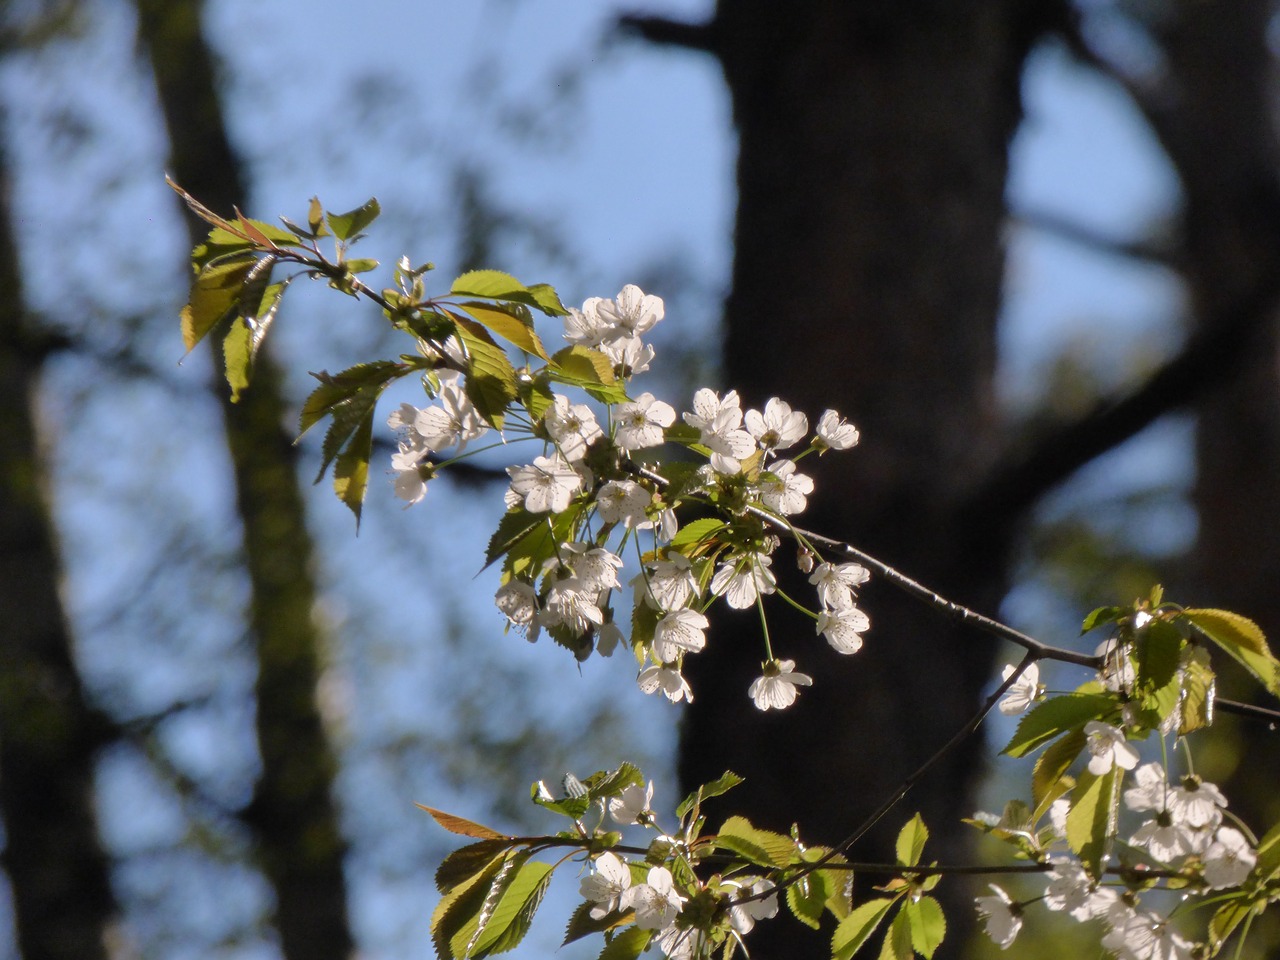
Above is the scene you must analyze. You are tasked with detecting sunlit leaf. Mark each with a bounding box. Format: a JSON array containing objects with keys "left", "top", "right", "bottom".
[
  {"left": 459, "top": 300, "right": 548, "bottom": 360},
  {"left": 1002, "top": 694, "right": 1116, "bottom": 758},
  {"left": 333, "top": 410, "right": 374, "bottom": 525},
  {"left": 436, "top": 840, "right": 514, "bottom": 895},
  {"left": 713, "top": 816, "right": 796, "bottom": 869},
  {"left": 453, "top": 315, "right": 518, "bottom": 430},
  {"left": 327, "top": 197, "right": 381, "bottom": 241},
  {"left": 832, "top": 898, "right": 896, "bottom": 960},
  {"left": 905, "top": 895, "right": 946, "bottom": 959},
  {"left": 1032, "top": 728, "right": 1085, "bottom": 809},
  {"left": 180, "top": 255, "right": 254, "bottom": 352},
  {"left": 894, "top": 813, "right": 928, "bottom": 867},
  {"left": 417, "top": 805, "right": 508, "bottom": 841},
  {"left": 1066, "top": 768, "right": 1117, "bottom": 878},
  {"left": 1180, "top": 609, "right": 1280, "bottom": 698}
]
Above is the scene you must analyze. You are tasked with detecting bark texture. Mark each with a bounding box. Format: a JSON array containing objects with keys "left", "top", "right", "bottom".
[
  {"left": 676, "top": 4, "right": 1045, "bottom": 955},
  {"left": 132, "top": 3, "right": 355, "bottom": 958}
]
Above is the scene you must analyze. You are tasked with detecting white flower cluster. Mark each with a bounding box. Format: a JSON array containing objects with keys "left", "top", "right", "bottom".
[
  {"left": 411, "top": 284, "right": 871, "bottom": 711},
  {"left": 576, "top": 781, "right": 779, "bottom": 959}
]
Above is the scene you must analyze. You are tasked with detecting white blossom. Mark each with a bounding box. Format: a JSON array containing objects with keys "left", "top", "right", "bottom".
[
  {"left": 507, "top": 455, "right": 583, "bottom": 513},
  {"left": 579, "top": 852, "right": 632, "bottom": 919},
  {"left": 544, "top": 393, "right": 602, "bottom": 462},
  {"left": 997, "top": 662, "right": 1041, "bottom": 716},
  {"left": 601, "top": 333, "right": 655, "bottom": 377},
  {"left": 816, "top": 603, "right": 870, "bottom": 654},
  {"left": 594, "top": 284, "right": 664, "bottom": 337},
  {"left": 494, "top": 580, "right": 537, "bottom": 626},
  {"left": 614, "top": 393, "right": 675, "bottom": 451},
  {"left": 652, "top": 608, "right": 709, "bottom": 663},
  {"left": 595, "top": 480, "right": 652, "bottom": 528},
  {"left": 557, "top": 543, "right": 624, "bottom": 593},
  {"left": 683, "top": 388, "right": 756, "bottom": 474},
  {"left": 758, "top": 460, "right": 813, "bottom": 515},
  {"left": 595, "top": 620, "right": 624, "bottom": 657},
  {"left": 541, "top": 578, "right": 603, "bottom": 636},
  {"left": 975, "top": 885, "right": 1022, "bottom": 949},
  {"left": 749, "top": 660, "right": 812, "bottom": 711},
  {"left": 1084, "top": 720, "right": 1139, "bottom": 776},
  {"left": 1124, "top": 763, "right": 1170, "bottom": 814},
  {"left": 609, "top": 781, "right": 654, "bottom": 825},
  {"left": 1203, "top": 826, "right": 1256, "bottom": 889},
  {"left": 1043, "top": 857, "right": 1094, "bottom": 921},
  {"left": 814, "top": 408, "right": 860, "bottom": 451},
  {"left": 622, "top": 866, "right": 684, "bottom": 930},
  {"left": 744, "top": 398, "right": 808, "bottom": 452},
  {"left": 638, "top": 555, "right": 698, "bottom": 611},
  {"left": 1167, "top": 775, "right": 1227, "bottom": 829},
  {"left": 1131, "top": 815, "right": 1194, "bottom": 864},
  {"left": 638, "top": 662, "right": 693, "bottom": 704},
  {"left": 1102, "top": 910, "right": 1193, "bottom": 960},
  {"left": 1096, "top": 637, "right": 1137, "bottom": 693},
  {"left": 808, "top": 561, "right": 870, "bottom": 609},
  {"left": 711, "top": 554, "right": 776, "bottom": 609},
  {"left": 414, "top": 370, "right": 488, "bottom": 452},
  {"left": 725, "top": 878, "right": 779, "bottom": 935},
  {"left": 563, "top": 300, "right": 612, "bottom": 346}
]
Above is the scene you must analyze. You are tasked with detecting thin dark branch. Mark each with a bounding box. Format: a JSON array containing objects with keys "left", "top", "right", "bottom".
[
  {"left": 615, "top": 13, "right": 719, "bottom": 54},
  {"left": 962, "top": 275, "right": 1280, "bottom": 523},
  {"left": 1011, "top": 205, "right": 1182, "bottom": 269}
]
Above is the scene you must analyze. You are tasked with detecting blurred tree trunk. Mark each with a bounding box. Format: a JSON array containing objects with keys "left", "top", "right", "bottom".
[
  {"left": 0, "top": 115, "right": 116, "bottom": 960},
  {"left": 654, "top": 4, "right": 1047, "bottom": 956},
  {"left": 132, "top": 3, "right": 355, "bottom": 959}
]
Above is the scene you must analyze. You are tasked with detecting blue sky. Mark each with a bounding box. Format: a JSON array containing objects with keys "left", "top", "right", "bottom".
[{"left": 0, "top": 3, "right": 1191, "bottom": 958}]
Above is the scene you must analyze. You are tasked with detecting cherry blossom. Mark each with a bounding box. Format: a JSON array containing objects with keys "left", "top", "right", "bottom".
[
  {"left": 749, "top": 660, "right": 813, "bottom": 711},
  {"left": 816, "top": 603, "right": 870, "bottom": 654},
  {"left": 622, "top": 866, "right": 685, "bottom": 930},
  {"left": 609, "top": 781, "right": 654, "bottom": 825},
  {"left": 595, "top": 480, "right": 652, "bottom": 528},
  {"left": 744, "top": 398, "right": 808, "bottom": 452},
  {"left": 1202, "top": 826, "right": 1256, "bottom": 889},
  {"left": 594, "top": 284, "right": 664, "bottom": 338},
  {"left": 507, "top": 455, "right": 584, "bottom": 513},
  {"left": 808, "top": 561, "right": 870, "bottom": 609},
  {"left": 544, "top": 393, "right": 602, "bottom": 462},
  {"left": 638, "top": 554, "right": 697, "bottom": 611},
  {"left": 614, "top": 392, "right": 675, "bottom": 451},
  {"left": 711, "top": 553, "right": 776, "bottom": 609},
  {"left": 997, "top": 662, "right": 1041, "bottom": 716},
  {"left": 579, "top": 852, "right": 632, "bottom": 919},
  {"left": 975, "top": 884, "right": 1022, "bottom": 949},
  {"left": 759, "top": 459, "right": 813, "bottom": 515},
  {"left": 652, "top": 608, "right": 709, "bottom": 663},
  {"left": 1084, "top": 720, "right": 1139, "bottom": 776},
  {"left": 638, "top": 662, "right": 693, "bottom": 704},
  {"left": 814, "top": 408, "right": 860, "bottom": 451},
  {"left": 725, "top": 878, "right": 779, "bottom": 935},
  {"left": 683, "top": 388, "right": 756, "bottom": 474}
]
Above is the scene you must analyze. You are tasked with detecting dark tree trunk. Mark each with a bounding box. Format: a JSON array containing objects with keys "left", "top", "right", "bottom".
[
  {"left": 670, "top": 4, "right": 1042, "bottom": 956},
  {"left": 132, "top": 3, "right": 355, "bottom": 958},
  {"left": 0, "top": 116, "right": 117, "bottom": 960}
]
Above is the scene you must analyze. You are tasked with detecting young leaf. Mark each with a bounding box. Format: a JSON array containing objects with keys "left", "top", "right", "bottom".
[
  {"left": 431, "top": 854, "right": 508, "bottom": 960},
  {"left": 1002, "top": 694, "right": 1117, "bottom": 758},
  {"left": 667, "top": 517, "right": 728, "bottom": 553},
  {"left": 452, "top": 315, "right": 518, "bottom": 430},
  {"left": 1136, "top": 619, "right": 1183, "bottom": 692},
  {"left": 561, "top": 901, "right": 631, "bottom": 946},
  {"left": 1179, "top": 646, "right": 1216, "bottom": 735},
  {"left": 222, "top": 318, "right": 254, "bottom": 403},
  {"left": 299, "top": 361, "right": 405, "bottom": 437},
  {"left": 1208, "top": 900, "right": 1253, "bottom": 952},
  {"left": 483, "top": 508, "right": 548, "bottom": 573},
  {"left": 416, "top": 804, "right": 507, "bottom": 841},
  {"left": 459, "top": 300, "right": 549, "bottom": 360},
  {"left": 675, "top": 770, "right": 744, "bottom": 821},
  {"left": 882, "top": 907, "right": 914, "bottom": 960},
  {"left": 1031, "top": 728, "right": 1085, "bottom": 808},
  {"left": 181, "top": 256, "right": 255, "bottom": 352},
  {"left": 548, "top": 345, "right": 617, "bottom": 389},
  {"left": 326, "top": 197, "right": 381, "bottom": 241},
  {"left": 332, "top": 409, "right": 374, "bottom": 524},
  {"left": 894, "top": 813, "right": 928, "bottom": 867},
  {"left": 1081, "top": 605, "right": 1127, "bottom": 634},
  {"left": 1253, "top": 816, "right": 1280, "bottom": 882},
  {"left": 526, "top": 282, "right": 568, "bottom": 317},
  {"left": 595, "top": 926, "right": 652, "bottom": 960},
  {"left": 436, "top": 839, "right": 514, "bottom": 895},
  {"left": 451, "top": 270, "right": 568, "bottom": 315},
  {"left": 905, "top": 895, "right": 946, "bottom": 959},
  {"left": 454, "top": 857, "right": 554, "bottom": 958},
  {"left": 786, "top": 869, "right": 828, "bottom": 930},
  {"left": 1066, "top": 768, "right": 1117, "bottom": 878},
  {"left": 1180, "top": 608, "right": 1280, "bottom": 698},
  {"left": 583, "top": 763, "right": 644, "bottom": 803},
  {"left": 832, "top": 898, "right": 896, "bottom": 960},
  {"left": 713, "top": 816, "right": 796, "bottom": 869}
]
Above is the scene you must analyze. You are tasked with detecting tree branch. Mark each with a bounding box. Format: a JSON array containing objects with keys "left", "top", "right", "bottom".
[
  {"left": 1011, "top": 205, "right": 1182, "bottom": 269},
  {"left": 615, "top": 13, "right": 719, "bottom": 55}
]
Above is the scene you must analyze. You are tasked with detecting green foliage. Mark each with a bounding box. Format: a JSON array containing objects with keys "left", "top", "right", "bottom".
[
  {"left": 832, "top": 898, "right": 896, "bottom": 960},
  {"left": 1179, "top": 608, "right": 1280, "bottom": 699},
  {"left": 1002, "top": 694, "right": 1116, "bottom": 759}
]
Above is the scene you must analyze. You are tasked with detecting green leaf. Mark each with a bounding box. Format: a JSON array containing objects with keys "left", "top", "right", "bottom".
[
  {"left": 333, "top": 409, "right": 374, "bottom": 524},
  {"left": 1179, "top": 646, "right": 1215, "bottom": 735},
  {"left": 526, "top": 282, "right": 568, "bottom": 316},
  {"left": 713, "top": 816, "right": 796, "bottom": 869},
  {"left": 326, "top": 197, "right": 381, "bottom": 241},
  {"left": 1081, "top": 605, "right": 1127, "bottom": 634},
  {"left": 786, "top": 869, "right": 828, "bottom": 930},
  {"left": 1180, "top": 609, "right": 1280, "bottom": 699},
  {"left": 561, "top": 901, "right": 630, "bottom": 946},
  {"left": 1136, "top": 619, "right": 1183, "bottom": 692},
  {"left": 432, "top": 854, "right": 508, "bottom": 960},
  {"left": 299, "top": 361, "right": 404, "bottom": 437},
  {"left": 451, "top": 270, "right": 568, "bottom": 316},
  {"left": 519, "top": 372, "right": 556, "bottom": 424},
  {"left": 444, "top": 852, "right": 554, "bottom": 959},
  {"left": 1032, "top": 728, "right": 1085, "bottom": 808},
  {"left": 1066, "top": 768, "right": 1117, "bottom": 878},
  {"left": 675, "top": 770, "right": 744, "bottom": 820},
  {"left": 895, "top": 814, "right": 928, "bottom": 867},
  {"left": 1002, "top": 694, "right": 1117, "bottom": 758},
  {"left": 548, "top": 345, "right": 616, "bottom": 389},
  {"left": 453, "top": 315, "right": 518, "bottom": 430},
  {"left": 417, "top": 804, "right": 508, "bottom": 841},
  {"left": 905, "top": 896, "right": 946, "bottom": 959},
  {"left": 459, "top": 301, "right": 549, "bottom": 360},
  {"left": 832, "top": 898, "right": 896, "bottom": 960},
  {"left": 1253, "top": 817, "right": 1280, "bottom": 882},
  {"left": 595, "top": 926, "right": 651, "bottom": 960},
  {"left": 436, "top": 840, "right": 513, "bottom": 895},
  {"left": 583, "top": 763, "right": 645, "bottom": 803},
  {"left": 1209, "top": 899, "right": 1254, "bottom": 951},
  {"left": 880, "top": 907, "right": 913, "bottom": 960},
  {"left": 181, "top": 255, "right": 255, "bottom": 352},
  {"left": 668, "top": 517, "right": 728, "bottom": 552},
  {"left": 222, "top": 318, "right": 254, "bottom": 403}
]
